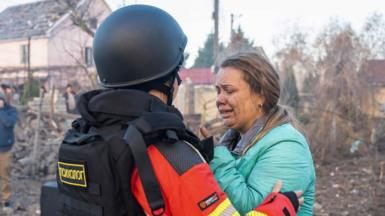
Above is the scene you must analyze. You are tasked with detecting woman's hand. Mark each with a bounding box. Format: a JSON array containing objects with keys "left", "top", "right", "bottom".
[
  {"left": 200, "top": 126, "right": 210, "bottom": 139},
  {"left": 272, "top": 180, "right": 304, "bottom": 206}
]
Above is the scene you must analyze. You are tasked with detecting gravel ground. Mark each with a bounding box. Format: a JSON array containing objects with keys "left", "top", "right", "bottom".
[{"left": 1, "top": 148, "right": 384, "bottom": 216}]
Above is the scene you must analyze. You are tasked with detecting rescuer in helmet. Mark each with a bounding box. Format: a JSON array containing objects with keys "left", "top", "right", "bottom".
[{"left": 56, "top": 5, "right": 301, "bottom": 216}]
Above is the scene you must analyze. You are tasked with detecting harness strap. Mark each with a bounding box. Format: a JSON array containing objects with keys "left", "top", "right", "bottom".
[{"left": 123, "top": 124, "right": 165, "bottom": 216}]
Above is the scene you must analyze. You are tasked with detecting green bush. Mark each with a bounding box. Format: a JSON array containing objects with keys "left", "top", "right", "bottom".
[{"left": 21, "top": 80, "right": 40, "bottom": 105}]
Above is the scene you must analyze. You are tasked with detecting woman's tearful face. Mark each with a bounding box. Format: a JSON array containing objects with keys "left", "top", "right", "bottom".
[{"left": 215, "top": 66, "right": 264, "bottom": 134}]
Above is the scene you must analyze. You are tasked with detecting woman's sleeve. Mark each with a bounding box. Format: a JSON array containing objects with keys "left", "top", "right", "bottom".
[{"left": 210, "top": 141, "right": 313, "bottom": 215}]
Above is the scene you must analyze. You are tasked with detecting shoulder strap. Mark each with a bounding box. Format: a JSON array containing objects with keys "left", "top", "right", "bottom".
[
  {"left": 134, "top": 112, "right": 215, "bottom": 162},
  {"left": 122, "top": 114, "right": 176, "bottom": 216}
]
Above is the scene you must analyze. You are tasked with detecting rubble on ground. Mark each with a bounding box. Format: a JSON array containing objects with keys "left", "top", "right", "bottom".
[
  {"left": 1, "top": 94, "right": 384, "bottom": 215},
  {"left": 12, "top": 109, "right": 77, "bottom": 179},
  {"left": 0, "top": 95, "right": 78, "bottom": 215}
]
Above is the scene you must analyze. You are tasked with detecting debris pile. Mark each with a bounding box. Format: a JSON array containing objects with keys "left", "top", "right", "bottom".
[{"left": 12, "top": 107, "right": 77, "bottom": 179}]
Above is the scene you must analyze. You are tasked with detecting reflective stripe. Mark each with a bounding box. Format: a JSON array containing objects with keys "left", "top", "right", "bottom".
[
  {"left": 208, "top": 198, "right": 240, "bottom": 216},
  {"left": 246, "top": 210, "right": 268, "bottom": 216}
]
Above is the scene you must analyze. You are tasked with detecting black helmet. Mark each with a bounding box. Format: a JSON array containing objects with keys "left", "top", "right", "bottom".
[{"left": 93, "top": 4, "right": 187, "bottom": 88}]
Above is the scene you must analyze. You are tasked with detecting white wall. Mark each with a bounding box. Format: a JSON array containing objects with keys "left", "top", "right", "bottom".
[
  {"left": 0, "top": 0, "right": 111, "bottom": 68},
  {"left": 47, "top": 0, "right": 111, "bottom": 67},
  {"left": 0, "top": 37, "right": 49, "bottom": 67}
]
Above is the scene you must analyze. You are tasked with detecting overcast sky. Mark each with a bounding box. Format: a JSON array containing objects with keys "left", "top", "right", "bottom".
[{"left": 1, "top": 0, "right": 385, "bottom": 66}]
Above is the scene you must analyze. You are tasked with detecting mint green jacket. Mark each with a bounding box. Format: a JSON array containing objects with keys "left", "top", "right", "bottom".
[{"left": 209, "top": 123, "right": 315, "bottom": 216}]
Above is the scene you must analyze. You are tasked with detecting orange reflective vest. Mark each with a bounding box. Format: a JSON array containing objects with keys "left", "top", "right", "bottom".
[{"left": 132, "top": 144, "right": 297, "bottom": 216}]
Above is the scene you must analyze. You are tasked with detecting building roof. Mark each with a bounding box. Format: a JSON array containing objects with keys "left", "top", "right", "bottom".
[
  {"left": 179, "top": 68, "right": 214, "bottom": 85},
  {"left": 0, "top": 0, "right": 80, "bottom": 40},
  {"left": 361, "top": 60, "right": 385, "bottom": 86}
]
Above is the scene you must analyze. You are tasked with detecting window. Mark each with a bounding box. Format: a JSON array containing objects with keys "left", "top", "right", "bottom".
[
  {"left": 89, "top": 18, "right": 98, "bottom": 29},
  {"left": 85, "top": 47, "right": 94, "bottom": 66},
  {"left": 382, "top": 102, "right": 385, "bottom": 113},
  {"left": 20, "top": 44, "right": 29, "bottom": 64}
]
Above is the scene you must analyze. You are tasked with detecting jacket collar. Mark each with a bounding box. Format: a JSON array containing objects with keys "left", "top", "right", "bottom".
[{"left": 77, "top": 89, "right": 183, "bottom": 126}]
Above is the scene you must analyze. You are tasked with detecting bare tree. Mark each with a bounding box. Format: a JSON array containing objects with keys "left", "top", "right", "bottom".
[
  {"left": 273, "top": 25, "right": 315, "bottom": 109},
  {"left": 360, "top": 12, "right": 385, "bottom": 59},
  {"left": 55, "top": 0, "right": 108, "bottom": 89},
  {"left": 60, "top": 0, "right": 101, "bottom": 37},
  {"left": 274, "top": 19, "right": 377, "bottom": 163},
  {"left": 60, "top": 38, "right": 98, "bottom": 89},
  {"left": 273, "top": 15, "right": 385, "bottom": 213},
  {"left": 307, "top": 21, "right": 375, "bottom": 163}
]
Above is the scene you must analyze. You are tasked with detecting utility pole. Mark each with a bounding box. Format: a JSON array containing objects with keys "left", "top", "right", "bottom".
[
  {"left": 230, "top": 13, "right": 234, "bottom": 36},
  {"left": 213, "top": 0, "right": 219, "bottom": 71},
  {"left": 27, "top": 36, "right": 32, "bottom": 99}
]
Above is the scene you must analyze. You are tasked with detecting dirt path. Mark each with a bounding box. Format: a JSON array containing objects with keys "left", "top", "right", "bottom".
[
  {"left": 314, "top": 154, "right": 385, "bottom": 216},
  {"left": 0, "top": 177, "right": 42, "bottom": 216}
]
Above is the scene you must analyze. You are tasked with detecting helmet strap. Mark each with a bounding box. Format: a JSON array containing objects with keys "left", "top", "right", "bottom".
[
  {"left": 166, "top": 75, "right": 176, "bottom": 105},
  {"left": 165, "top": 62, "right": 182, "bottom": 106}
]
